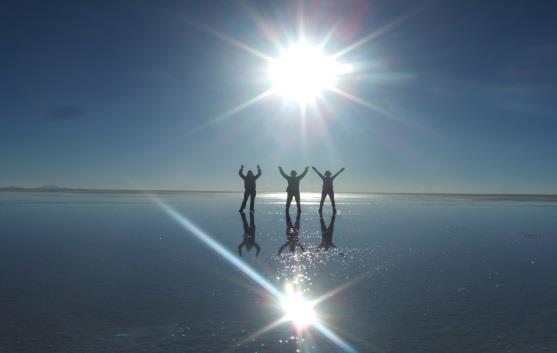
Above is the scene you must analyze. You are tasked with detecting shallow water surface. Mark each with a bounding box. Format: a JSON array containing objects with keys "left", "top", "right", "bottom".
[{"left": 1, "top": 192, "right": 556, "bottom": 352}]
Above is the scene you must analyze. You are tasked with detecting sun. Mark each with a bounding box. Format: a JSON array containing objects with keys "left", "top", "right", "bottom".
[{"left": 268, "top": 43, "right": 345, "bottom": 102}]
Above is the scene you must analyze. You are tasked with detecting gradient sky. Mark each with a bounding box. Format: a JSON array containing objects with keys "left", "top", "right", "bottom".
[{"left": 2, "top": 0, "right": 556, "bottom": 193}]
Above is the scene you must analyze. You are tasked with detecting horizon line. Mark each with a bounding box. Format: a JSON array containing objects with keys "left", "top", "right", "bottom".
[{"left": 1, "top": 186, "right": 556, "bottom": 197}]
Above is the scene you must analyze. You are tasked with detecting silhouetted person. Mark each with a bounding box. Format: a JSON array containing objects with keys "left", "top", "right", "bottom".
[
  {"left": 278, "top": 166, "right": 308, "bottom": 213},
  {"left": 239, "top": 164, "right": 261, "bottom": 213},
  {"left": 312, "top": 166, "right": 345, "bottom": 214},
  {"left": 238, "top": 212, "right": 260, "bottom": 257},
  {"left": 278, "top": 211, "right": 304, "bottom": 256},
  {"left": 319, "top": 213, "right": 336, "bottom": 251}
]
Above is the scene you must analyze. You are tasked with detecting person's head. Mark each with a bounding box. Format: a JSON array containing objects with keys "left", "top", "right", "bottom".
[
  {"left": 247, "top": 170, "right": 253, "bottom": 177},
  {"left": 325, "top": 170, "right": 332, "bottom": 177},
  {"left": 290, "top": 170, "right": 297, "bottom": 177}
]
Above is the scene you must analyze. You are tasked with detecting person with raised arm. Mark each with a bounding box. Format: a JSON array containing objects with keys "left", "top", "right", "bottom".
[
  {"left": 278, "top": 165, "right": 309, "bottom": 213},
  {"left": 312, "top": 166, "right": 345, "bottom": 214},
  {"left": 238, "top": 164, "right": 261, "bottom": 213}
]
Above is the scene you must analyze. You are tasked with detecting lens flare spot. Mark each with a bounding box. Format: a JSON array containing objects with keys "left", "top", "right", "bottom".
[{"left": 281, "top": 284, "right": 317, "bottom": 329}]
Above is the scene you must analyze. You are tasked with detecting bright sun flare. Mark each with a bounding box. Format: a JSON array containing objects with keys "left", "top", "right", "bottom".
[
  {"left": 268, "top": 44, "right": 347, "bottom": 102},
  {"left": 281, "top": 289, "right": 317, "bottom": 329}
]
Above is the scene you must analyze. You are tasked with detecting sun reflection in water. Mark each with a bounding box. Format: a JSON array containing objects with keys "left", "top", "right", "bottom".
[{"left": 281, "top": 283, "right": 317, "bottom": 330}]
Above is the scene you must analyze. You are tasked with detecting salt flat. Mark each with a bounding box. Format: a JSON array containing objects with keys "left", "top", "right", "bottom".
[{"left": 1, "top": 192, "right": 556, "bottom": 352}]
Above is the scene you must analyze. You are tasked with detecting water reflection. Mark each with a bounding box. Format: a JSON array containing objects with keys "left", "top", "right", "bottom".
[
  {"left": 278, "top": 211, "right": 305, "bottom": 256},
  {"left": 318, "top": 213, "right": 336, "bottom": 251},
  {"left": 238, "top": 211, "right": 260, "bottom": 257}
]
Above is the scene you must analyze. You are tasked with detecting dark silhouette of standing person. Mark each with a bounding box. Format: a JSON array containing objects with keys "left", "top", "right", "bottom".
[
  {"left": 312, "top": 166, "right": 345, "bottom": 214},
  {"left": 319, "top": 213, "right": 336, "bottom": 251},
  {"left": 238, "top": 212, "right": 260, "bottom": 257},
  {"left": 278, "top": 211, "right": 304, "bottom": 256},
  {"left": 239, "top": 164, "right": 261, "bottom": 213},
  {"left": 278, "top": 166, "right": 308, "bottom": 213}
]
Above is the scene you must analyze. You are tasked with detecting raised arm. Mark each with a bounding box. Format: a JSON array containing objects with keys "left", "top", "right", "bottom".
[
  {"left": 255, "top": 164, "right": 262, "bottom": 179},
  {"left": 312, "top": 166, "right": 324, "bottom": 179},
  {"left": 297, "top": 166, "right": 309, "bottom": 179},
  {"left": 238, "top": 165, "right": 245, "bottom": 179},
  {"left": 332, "top": 167, "right": 345, "bottom": 179},
  {"left": 278, "top": 166, "right": 288, "bottom": 179}
]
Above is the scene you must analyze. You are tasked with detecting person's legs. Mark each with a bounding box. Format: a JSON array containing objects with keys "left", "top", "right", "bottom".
[
  {"left": 249, "top": 191, "right": 256, "bottom": 211},
  {"left": 240, "top": 191, "right": 249, "bottom": 211},
  {"left": 295, "top": 193, "right": 301, "bottom": 212},
  {"left": 329, "top": 191, "right": 336, "bottom": 212},
  {"left": 286, "top": 193, "right": 293, "bottom": 209},
  {"left": 319, "top": 192, "right": 326, "bottom": 213}
]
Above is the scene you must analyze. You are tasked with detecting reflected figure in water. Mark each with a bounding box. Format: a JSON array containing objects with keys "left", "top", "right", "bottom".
[
  {"left": 278, "top": 211, "right": 305, "bottom": 256},
  {"left": 239, "top": 164, "right": 261, "bottom": 213},
  {"left": 319, "top": 213, "right": 337, "bottom": 251},
  {"left": 238, "top": 211, "right": 260, "bottom": 257},
  {"left": 312, "top": 166, "right": 345, "bottom": 214},
  {"left": 278, "top": 166, "right": 309, "bottom": 213}
]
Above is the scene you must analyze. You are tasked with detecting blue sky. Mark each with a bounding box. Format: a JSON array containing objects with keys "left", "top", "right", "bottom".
[{"left": 1, "top": 0, "right": 556, "bottom": 193}]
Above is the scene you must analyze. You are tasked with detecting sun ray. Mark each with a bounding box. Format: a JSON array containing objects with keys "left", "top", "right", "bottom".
[
  {"left": 332, "top": 9, "right": 421, "bottom": 59},
  {"left": 312, "top": 275, "right": 367, "bottom": 306},
  {"left": 153, "top": 197, "right": 283, "bottom": 299},
  {"left": 328, "top": 86, "right": 391, "bottom": 116},
  {"left": 235, "top": 317, "right": 288, "bottom": 348},
  {"left": 214, "top": 88, "right": 274, "bottom": 122},
  {"left": 318, "top": 25, "right": 338, "bottom": 50},
  {"left": 330, "top": 87, "right": 434, "bottom": 133},
  {"left": 308, "top": 97, "right": 343, "bottom": 162},
  {"left": 180, "top": 17, "right": 275, "bottom": 62},
  {"left": 236, "top": 0, "right": 282, "bottom": 49},
  {"left": 183, "top": 88, "right": 273, "bottom": 138},
  {"left": 296, "top": 0, "right": 305, "bottom": 42},
  {"left": 320, "top": 322, "right": 380, "bottom": 353},
  {"left": 299, "top": 102, "right": 308, "bottom": 148},
  {"left": 314, "top": 321, "right": 359, "bottom": 353}
]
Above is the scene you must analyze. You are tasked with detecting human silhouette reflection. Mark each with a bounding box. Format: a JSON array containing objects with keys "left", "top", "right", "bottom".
[
  {"left": 278, "top": 211, "right": 305, "bottom": 255},
  {"left": 318, "top": 213, "right": 336, "bottom": 251},
  {"left": 238, "top": 212, "right": 260, "bottom": 257}
]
